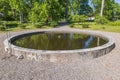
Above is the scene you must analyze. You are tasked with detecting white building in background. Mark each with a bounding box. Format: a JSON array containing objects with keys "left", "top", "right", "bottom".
[{"left": 87, "top": 16, "right": 95, "bottom": 21}]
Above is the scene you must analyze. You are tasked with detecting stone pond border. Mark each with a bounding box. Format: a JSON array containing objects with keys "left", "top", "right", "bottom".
[{"left": 4, "top": 29, "right": 115, "bottom": 62}]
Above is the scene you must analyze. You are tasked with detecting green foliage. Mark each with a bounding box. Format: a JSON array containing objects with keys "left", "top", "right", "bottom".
[
  {"left": 70, "top": 0, "right": 80, "bottom": 15},
  {"left": 28, "top": 2, "right": 41, "bottom": 23},
  {"left": 95, "top": 16, "right": 109, "bottom": 24},
  {"left": 69, "top": 15, "right": 86, "bottom": 23},
  {"left": 108, "top": 21, "right": 120, "bottom": 26},
  {"left": 92, "top": 0, "right": 120, "bottom": 20},
  {"left": 1, "top": 0, "right": 120, "bottom": 25},
  {"left": 69, "top": 24, "right": 74, "bottom": 27},
  {"left": 79, "top": 15, "right": 87, "bottom": 23},
  {"left": 69, "top": 22, "right": 120, "bottom": 32},
  {"left": 70, "top": 0, "right": 93, "bottom": 15},
  {"left": 78, "top": 0, "right": 93, "bottom": 15},
  {"left": 18, "top": 24, "right": 26, "bottom": 29},
  {"left": 82, "top": 24, "right": 89, "bottom": 28},
  {"left": 0, "top": 0, "right": 12, "bottom": 20},
  {"left": 8, "top": 0, "right": 27, "bottom": 23},
  {"left": 34, "top": 24, "right": 43, "bottom": 28},
  {"left": 6, "top": 22, "right": 18, "bottom": 28},
  {"left": 28, "top": 0, "right": 65, "bottom": 23},
  {"left": 0, "top": 26, "right": 6, "bottom": 31},
  {"left": 48, "top": 21, "right": 58, "bottom": 27},
  {"left": 70, "top": 15, "right": 80, "bottom": 22},
  {"left": 112, "top": 3, "right": 120, "bottom": 20}
]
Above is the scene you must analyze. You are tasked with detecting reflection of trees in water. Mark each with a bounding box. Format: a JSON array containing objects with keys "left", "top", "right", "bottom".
[
  {"left": 30, "top": 34, "right": 49, "bottom": 49},
  {"left": 85, "top": 37, "right": 108, "bottom": 48},
  {"left": 48, "top": 33, "right": 69, "bottom": 50},
  {"left": 13, "top": 33, "right": 107, "bottom": 50},
  {"left": 73, "top": 34, "right": 88, "bottom": 39},
  {"left": 84, "top": 36, "right": 94, "bottom": 48},
  {"left": 71, "top": 34, "right": 90, "bottom": 49}
]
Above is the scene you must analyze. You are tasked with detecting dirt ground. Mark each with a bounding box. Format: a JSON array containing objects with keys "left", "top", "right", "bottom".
[{"left": 0, "top": 28, "right": 120, "bottom": 80}]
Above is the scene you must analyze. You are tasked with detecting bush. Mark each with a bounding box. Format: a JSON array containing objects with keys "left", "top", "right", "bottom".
[
  {"left": 72, "top": 15, "right": 80, "bottom": 22},
  {"left": 69, "top": 24, "right": 74, "bottom": 27},
  {"left": 82, "top": 24, "right": 89, "bottom": 28},
  {"left": 0, "top": 26, "right": 6, "bottom": 31},
  {"left": 5, "top": 21, "right": 19, "bottom": 28},
  {"left": 18, "top": 24, "right": 26, "bottom": 29},
  {"left": 6, "top": 23, "right": 18, "bottom": 27},
  {"left": 68, "top": 15, "right": 86, "bottom": 23},
  {"left": 34, "top": 24, "right": 43, "bottom": 28},
  {"left": 49, "top": 21, "right": 58, "bottom": 27},
  {"left": 95, "top": 16, "right": 109, "bottom": 25}
]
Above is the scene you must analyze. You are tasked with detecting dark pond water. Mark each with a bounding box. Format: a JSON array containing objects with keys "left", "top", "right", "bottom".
[{"left": 12, "top": 32, "right": 108, "bottom": 50}]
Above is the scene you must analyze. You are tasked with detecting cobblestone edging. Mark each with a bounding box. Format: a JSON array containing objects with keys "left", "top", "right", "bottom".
[{"left": 4, "top": 29, "right": 115, "bottom": 62}]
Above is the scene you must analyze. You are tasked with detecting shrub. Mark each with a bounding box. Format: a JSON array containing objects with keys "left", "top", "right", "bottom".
[
  {"left": 26, "top": 22, "right": 44, "bottom": 28},
  {"left": 69, "top": 15, "right": 86, "bottom": 23},
  {"left": 49, "top": 21, "right": 58, "bottom": 27},
  {"left": 18, "top": 24, "right": 26, "bottom": 29},
  {"left": 0, "top": 26, "right": 6, "bottom": 31},
  {"left": 6, "top": 23, "right": 18, "bottom": 27},
  {"left": 69, "top": 24, "right": 74, "bottom": 27},
  {"left": 72, "top": 15, "right": 80, "bottom": 22},
  {"left": 95, "top": 16, "right": 109, "bottom": 25},
  {"left": 5, "top": 21, "right": 19, "bottom": 28},
  {"left": 79, "top": 15, "right": 86, "bottom": 23},
  {"left": 82, "top": 24, "right": 89, "bottom": 28},
  {"left": 34, "top": 24, "right": 43, "bottom": 28}
]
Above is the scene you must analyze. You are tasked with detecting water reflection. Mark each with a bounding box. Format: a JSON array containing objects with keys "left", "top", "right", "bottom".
[
  {"left": 12, "top": 33, "right": 107, "bottom": 50},
  {"left": 84, "top": 36, "right": 93, "bottom": 48}
]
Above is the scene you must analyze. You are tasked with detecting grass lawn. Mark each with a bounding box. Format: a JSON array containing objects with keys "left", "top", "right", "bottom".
[
  {"left": 0, "top": 21, "right": 120, "bottom": 33},
  {"left": 69, "top": 21, "right": 120, "bottom": 33},
  {"left": 0, "top": 21, "right": 54, "bottom": 33},
  {"left": 0, "top": 25, "right": 51, "bottom": 33}
]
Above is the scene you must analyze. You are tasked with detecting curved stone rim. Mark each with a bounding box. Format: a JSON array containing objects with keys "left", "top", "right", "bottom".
[{"left": 4, "top": 29, "right": 115, "bottom": 55}]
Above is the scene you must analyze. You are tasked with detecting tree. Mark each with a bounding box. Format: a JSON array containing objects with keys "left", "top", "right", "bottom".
[
  {"left": 70, "top": 0, "right": 93, "bottom": 15},
  {"left": 0, "top": 0, "right": 12, "bottom": 20},
  {"left": 100, "top": 0, "right": 105, "bottom": 16},
  {"left": 8, "top": 0, "right": 26, "bottom": 23},
  {"left": 92, "top": 0, "right": 101, "bottom": 15},
  {"left": 66, "top": 0, "right": 69, "bottom": 21},
  {"left": 70, "top": 0, "right": 80, "bottom": 15},
  {"left": 78, "top": 0, "right": 93, "bottom": 15},
  {"left": 113, "top": 3, "right": 120, "bottom": 20},
  {"left": 28, "top": 2, "right": 42, "bottom": 23},
  {"left": 92, "top": 0, "right": 120, "bottom": 20},
  {"left": 58, "top": 0, "right": 66, "bottom": 20},
  {"left": 28, "top": 0, "right": 65, "bottom": 23}
]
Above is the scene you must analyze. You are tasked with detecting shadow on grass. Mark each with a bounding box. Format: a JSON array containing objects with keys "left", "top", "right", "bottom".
[{"left": 6, "top": 23, "right": 18, "bottom": 28}]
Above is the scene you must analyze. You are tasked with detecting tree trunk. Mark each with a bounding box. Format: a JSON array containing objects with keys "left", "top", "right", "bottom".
[
  {"left": 100, "top": 0, "right": 105, "bottom": 16},
  {"left": 19, "top": 11, "right": 24, "bottom": 23},
  {"left": 12, "top": 9, "right": 16, "bottom": 20},
  {"left": 66, "top": 0, "right": 68, "bottom": 22}
]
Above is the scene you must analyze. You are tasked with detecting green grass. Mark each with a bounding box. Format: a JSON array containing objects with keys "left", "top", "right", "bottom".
[
  {"left": 0, "top": 21, "right": 54, "bottom": 33},
  {"left": 69, "top": 21, "right": 120, "bottom": 33},
  {"left": 8, "top": 25, "right": 51, "bottom": 32},
  {"left": 0, "top": 21, "right": 120, "bottom": 33}
]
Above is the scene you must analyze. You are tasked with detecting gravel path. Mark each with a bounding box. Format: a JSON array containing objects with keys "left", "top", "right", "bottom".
[{"left": 0, "top": 27, "right": 120, "bottom": 80}]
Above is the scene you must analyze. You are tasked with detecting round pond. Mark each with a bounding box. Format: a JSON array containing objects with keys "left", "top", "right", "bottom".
[
  {"left": 4, "top": 29, "right": 115, "bottom": 63},
  {"left": 12, "top": 32, "right": 108, "bottom": 50}
]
